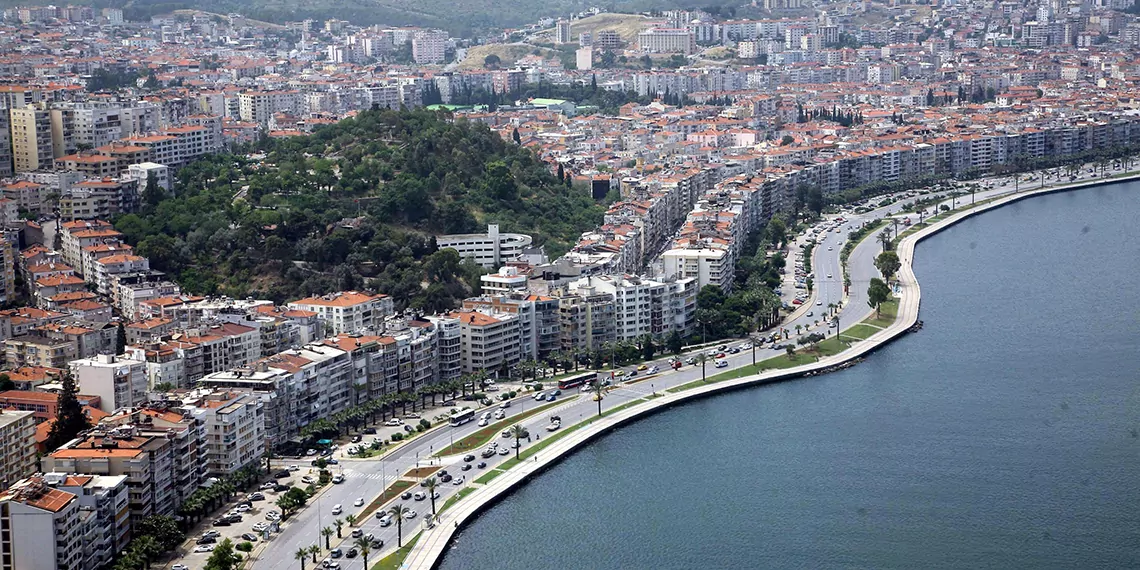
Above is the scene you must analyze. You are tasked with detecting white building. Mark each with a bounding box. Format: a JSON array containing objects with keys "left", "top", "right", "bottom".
[
  {"left": 480, "top": 266, "right": 529, "bottom": 295},
  {"left": 0, "top": 476, "right": 83, "bottom": 570},
  {"left": 0, "top": 410, "right": 35, "bottom": 489},
  {"left": 127, "top": 162, "right": 171, "bottom": 191},
  {"left": 661, "top": 246, "right": 732, "bottom": 292},
  {"left": 556, "top": 19, "right": 573, "bottom": 44},
  {"left": 411, "top": 30, "right": 448, "bottom": 64},
  {"left": 70, "top": 354, "right": 148, "bottom": 413},
  {"left": 49, "top": 472, "right": 131, "bottom": 570},
  {"left": 238, "top": 90, "right": 303, "bottom": 124},
  {"left": 287, "top": 291, "right": 395, "bottom": 335},
  {"left": 637, "top": 28, "right": 696, "bottom": 54},
  {"left": 436, "top": 224, "right": 535, "bottom": 268},
  {"left": 576, "top": 47, "right": 593, "bottom": 70},
  {"left": 186, "top": 391, "right": 266, "bottom": 476},
  {"left": 449, "top": 309, "right": 520, "bottom": 375},
  {"left": 568, "top": 274, "right": 697, "bottom": 340}
]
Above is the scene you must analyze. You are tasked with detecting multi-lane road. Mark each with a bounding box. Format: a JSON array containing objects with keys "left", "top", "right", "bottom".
[{"left": 226, "top": 165, "right": 1123, "bottom": 570}]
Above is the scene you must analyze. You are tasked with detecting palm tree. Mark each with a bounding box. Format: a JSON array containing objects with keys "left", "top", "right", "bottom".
[
  {"left": 308, "top": 544, "right": 320, "bottom": 563},
  {"left": 295, "top": 547, "right": 309, "bottom": 570},
  {"left": 333, "top": 517, "right": 343, "bottom": 538},
  {"left": 389, "top": 504, "right": 410, "bottom": 547},
  {"left": 509, "top": 424, "right": 527, "bottom": 460},
  {"left": 345, "top": 513, "right": 357, "bottom": 528},
  {"left": 321, "top": 526, "right": 333, "bottom": 549},
  {"left": 589, "top": 376, "right": 606, "bottom": 416},
  {"left": 425, "top": 477, "right": 439, "bottom": 515},
  {"left": 698, "top": 353, "right": 707, "bottom": 382},
  {"left": 354, "top": 537, "right": 372, "bottom": 569}
]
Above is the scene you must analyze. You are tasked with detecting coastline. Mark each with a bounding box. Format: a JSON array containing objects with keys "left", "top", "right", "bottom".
[{"left": 400, "top": 172, "right": 1140, "bottom": 570}]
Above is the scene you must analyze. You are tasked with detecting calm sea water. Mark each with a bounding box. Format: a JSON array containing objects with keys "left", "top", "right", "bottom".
[{"left": 439, "top": 183, "right": 1140, "bottom": 570}]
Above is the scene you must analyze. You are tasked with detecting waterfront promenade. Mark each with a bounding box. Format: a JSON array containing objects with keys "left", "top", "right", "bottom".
[{"left": 400, "top": 172, "right": 1140, "bottom": 570}]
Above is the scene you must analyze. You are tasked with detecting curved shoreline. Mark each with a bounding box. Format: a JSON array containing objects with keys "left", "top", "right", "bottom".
[{"left": 403, "top": 173, "right": 1140, "bottom": 570}]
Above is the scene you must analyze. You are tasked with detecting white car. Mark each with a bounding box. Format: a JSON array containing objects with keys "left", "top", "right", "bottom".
[
  {"left": 378, "top": 515, "right": 392, "bottom": 527},
  {"left": 252, "top": 523, "right": 269, "bottom": 532},
  {"left": 193, "top": 545, "right": 215, "bottom": 553},
  {"left": 265, "top": 512, "right": 281, "bottom": 522},
  {"left": 301, "top": 475, "right": 316, "bottom": 484},
  {"left": 493, "top": 410, "right": 505, "bottom": 420},
  {"left": 354, "top": 497, "right": 364, "bottom": 507},
  {"left": 413, "top": 491, "right": 426, "bottom": 501},
  {"left": 714, "top": 359, "right": 729, "bottom": 368},
  {"left": 331, "top": 504, "right": 342, "bottom": 515},
  {"left": 477, "top": 418, "right": 488, "bottom": 427},
  {"left": 403, "top": 509, "right": 418, "bottom": 519},
  {"left": 332, "top": 474, "right": 345, "bottom": 484},
  {"left": 288, "top": 465, "right": 299, "bottom": 472},
  {"left": 172, "top": 565, "right": 189, "bottom": 570},
  {"left": 816, "top": 300, "right": 823, "bottom": 306},
  {"left": 648, "top": 366, "right": 659, "bottom": 374},
  {"left": 385, "top": 418, "right": 403, "bottom": 427},
  {"left": 235, "top": 504, "right": 251, "bottom": 513},
  {"left": 534, "top": 392, "right": 546, "bottom": 401},
  {"left": 499, "top": 401, "right": 510, "bottom": 409},
  {"left": 827, "top": 274, "right": 832, "bottom": 279}
]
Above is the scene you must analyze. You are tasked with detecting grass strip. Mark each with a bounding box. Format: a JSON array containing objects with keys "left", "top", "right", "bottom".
[
  {"left": 437, "top": 488, "right": 475, "bottom": 515},
  {"left": 433, "top": 397, "right": 574, "bottom": 457},
  {"left": 356, "top": 480, "right": 414, "bottom": 522},
  {"left": 372, "top": 533, "right": 420, "bottom": 570},
  {"left": 861, "top": 298, "right": 898, "bottom": 329}
]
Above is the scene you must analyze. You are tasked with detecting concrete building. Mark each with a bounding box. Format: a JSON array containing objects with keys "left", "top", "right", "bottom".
[
  {"left": 411, "top": 30, "right": 448, "bottom": 64},
  {"left": 450, "top": 309, "right": 520, "bottom": 375},
  {"left": 287, "top": 291, "right": 394, "bottom": 336},
  {"left": 127, "top": 162, "right": 171, "bottom": 192},
  {"left": 480, "top": 266, "right": 529, "bottom": 295},
  {"left": 238, "top": 90, "right": 303, "bottom": 125},
  {"left": 0, "top": 476, "right": 83, "bottom": 570},
  {"left": 0, "top": 410, "right": 36, "bottom": 489},
  {"left": 637, "top": 28, "right": 696, "bottom": 55},
  {"left": 436, "top": 224, "right": 534, "bottom": 268},
  {"left": 661, "top": 246, "right": 732, "bottom": 292},
  {"left": 9, "top": 104, "right": 55, "bottom": 173},
  {"left": 556, "top": 289, "right": 616, "bottom": 352},
  {"left": 70, "top": 354, "right": 148, "bottom": 413},
  {"left": 185, "top": 391, "right": 265, "bottom": 476},
  {"left": 556, "top": 19, "right": 573, "bottom": 44},
  {"left": 49, "top": 473, "right": 130, "bottom": 569},
  {"left": 576, "top": 47, "right": 593, "bottom": 71}
]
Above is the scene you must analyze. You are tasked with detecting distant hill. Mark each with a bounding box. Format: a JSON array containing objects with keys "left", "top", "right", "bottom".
[{"left": 4, "top": 0, "right": 708, "bottom": 35}]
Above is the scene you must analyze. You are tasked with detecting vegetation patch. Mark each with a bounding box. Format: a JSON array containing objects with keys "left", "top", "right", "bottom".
[
  {"left": 405, "top": 466, "right": 441, "bottom": 479},
  {"left": 840, "top": 324, "right": 880, "bottom": 340},
  {"left": 372, "top": 532, "right": 420, "bottom": 570},
  {"left": 862, "top": 298, "right": 899, "bottom": 329},
  {"left": 437, "top": 487, "right": 476, "bottom": 515},
  {"left": 357, "top": 480, "right": 414, "bottom": 522},
  {"left": 433, "top": 398, "right": 571, "bottom": 457}
]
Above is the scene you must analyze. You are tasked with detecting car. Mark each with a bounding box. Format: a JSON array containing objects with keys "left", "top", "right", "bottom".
[
  {"left": 330, "top": 548, "right": 343, "bottom": 559},
  {"left": 499, "top": 400, "right": 510, "bottom": 408},
  {"left": 729, "top": 347, "right": 740, "bottom": 354},
  {"left": 305, "top": 448, "right": 317, "bottom": 456},
  {"left": 354, "top": 497, "right": 364, "bottom": 507},
  {"left": 498, "top": 447, "right": 510, "bottom": 455},
  {"left": 547, "top": 420, "right": 562, "bottom": 432},
  {"left": 827, "top": 246, "right": 833, "bottom": 251},
  {"left": 346, "top": 548, "right": 358, "bottom": 559},
  {"left": 273, "top": 484, "right": 290, "bottom": 493},
  {"left": 401, "top": 491, "right": 412, "bottom": 500},
  {"left": 816, "top": 300, "right": 823, "bottom": 306},
  {"left": 403, "top": 509, "right": 418, "bottom": 519},
  {"left": 501, "top": 429, "right": 512, "bottom": 438},
  {"left": 352, "top": 529, "right": 363, "bottom": 538},
  {"left": 363, "top": 427, "right": 377, "bottom": 434},
  {"left": 288, "top": 464, "right": 299, "bottom": 472},
  {"left": 249, "top": 492, "right": 265, "bottom": 501},
  {"left": 716, "top": 353, "right": 726, "bottom": 358},
  {"left": 331, "top": 504, "right": 342, "bottom": 515},
  {"left": 463, "top": 454, "right": 475, "bottom": 462},
  {"left": 827, "top": 273, "right": 832, "bottom": 279},
  {"left": 350, "top": 435, "right": 361, "bottom": 443},
  {"left": 613, "top": 370, "right": 625, "bottom": 377},
  {"left": 265, "top": 510, "right": 281, "bottom": 521},
  {"left": 405, "top": 413, "right": 422, "bottom": 419},
  {"left": 715, "top": 359, "right": 729, "bottom": 368},
  {"left": 807, "top": 311, "right": 814, "bottom": 317},
  {"left": 477, "top": 418, "right": 488, "bottom": 427},
  {"left": 384, "top": 418, "right": 403, "bottom": 427},
  {"left": 403, "top": 425, "right": 414, "bottom": 433},
  {"left": 440, "top": 473, "right": 453, "bottom": 483},
  {"left": 212, "top": 519, "right": 231, "bottom": 527},
  {"left": 252, "top": 522, "right": 269, "bottom": 532},
  {"left": 792, "top": 299, "right": 803, "bottom": 305},
  {"left": 627, "top": 370, "right": 638, "bottom": 378},
  {"left": 194, "top": 544, "right": 216, "bottom": 553},
  {"left": 241, "top": 533, "right": 259, "bottom": 542},
  {"left": 637, "top": 364, "right": 648, "bottom": 371},
  {"left": 196, "top": 537, "right": 217, "bottom": 546},
  {"left": 462, "top": 463, "right": 472, "bottom": 471},
  {"left": 648, "top": 366, "right": 659, "bottom": 374},
  {"left": 273, "top": 470, "right": 290, "bottom": 478},
  {"left": 172, "top": 565, "right": 189, "bottom": 570},
  {"left": 378, "top": 515, "right": 392, "bottom": 527},
  {"left": 301, "top": 475, "right": 316, "bottom": 484},
  {"left": 546, "top": 393, "right": 557, "bottom": 401},
  {"left": 235, "top": 503, "right": 251, "bottom": 513},
  {"left": 553, "top": 389, "right": 562, "bottom": 396},
  {"left": 477, "top": 461, "right": 487, "bottom": 469},
  {"left": 260, "top": 482, "right": 276, "bottom": 490},
  {"left": 685, "top": 357, "right": 696, "bottom": 365},
  {"left": 322, "top": 562, "right": 340, "bottom": 569},
  {"left": 370, "top": 539, "right": 383, "bottom": 549},
  {"left": 414, "top": 491, "right": 426, "bottom": 501},
  {"left": 534, "top": 392, "right": 546, "bottom": 401},
  {"left": 493, "top": 410, "right": 505, "bottom": 420}
]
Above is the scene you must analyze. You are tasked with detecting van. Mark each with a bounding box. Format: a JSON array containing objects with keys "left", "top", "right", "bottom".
[{"left": 413, "top": 491, "right": 426, "bottom": 501}]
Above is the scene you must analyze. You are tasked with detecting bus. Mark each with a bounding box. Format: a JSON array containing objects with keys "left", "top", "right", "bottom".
[
  {"left": 558, "top": 372, "right": 597, "bottom": 391},
  {"left": 449, "top": 408, "right": 475, "bottom": 427}
]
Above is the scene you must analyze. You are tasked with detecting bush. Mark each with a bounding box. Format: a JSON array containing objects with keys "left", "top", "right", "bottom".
[
  {"left": 415, "top": 424, "right": 425, "bottom": 432},
  {"left": 418, "top": 419, "right": 431, "bottom": 430},
  {"left": 508, "top": 391, "right": 517, "bottom": 398},
  {"left": 236, "top": 541, "right": 254, "bottom": 552},
  {"left": 391, "top": 432, "right": 404, "bottom": 442}
]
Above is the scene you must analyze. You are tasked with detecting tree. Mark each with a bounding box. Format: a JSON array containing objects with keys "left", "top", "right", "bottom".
[
  {"left": 589, "top": 377, "right": 605, "bottom": 416},
  {"left": 321, "top": 526, "right": 333, "bottom": 549},
  {"left": 509, "top": 423, "right": 527, "bottom": 460},
  {"left": 142, "top": 171, "right": 163, "bottom": 208},
  {"left": 308, "top": 544, "right": 320, "bottom": 563},
  {"left": 666, "top": 330, "right": 683, "bottom": 354},
  {"left": 697, "top": 353, "right": 707, "bottom": 382},
  {"left": 483, "top": 53, "right": 501, "bottom": 68},
  {"left": 333, "top": 517, "right": 343, "bottom": 538},
  {"left": 0, "top": 373, "right": 13, "bottom": 391},
  {"left": 354, "top": 537, "right": 372, "bottom": 570},
  {"left": 640, "top": 336, "right": 656, "bottom": 361},
  {"left": 867, "top": 277, "right": 891, "bottom": 317},
  {"left": 424, "top": 477, "right": 439, "bottom": 515},
  {"left": 512, "top": 128, "right": 521, "bottom": 144},
  {"left": 295, "top": 547, "right": 308, "bottom": 570},
  {"left": 345, "top": 513, "right": 358, "bottom": 527},
  {"left": 45, "top": 372, "right": 90, "bottom": 451},
  {"left": 135, "top": 515, "right": 183, "bottom": 551},
  {"left": 878, "top": 228, "right": 894, "bottom": 251},
  {"left": 116, "top": 321, "right": 127, "bottom": 355},
  {"left": 874, "top": 251, "right": 901, "bottom": 283},
  {"left": 204, "top": 538, "right": 242, "bottom": 570},
  {"left": 389, "top": 504, "right": 410, "bottom": 547},
  {"left": 556, "top": 162, "right": 564, "bottom": 181}
]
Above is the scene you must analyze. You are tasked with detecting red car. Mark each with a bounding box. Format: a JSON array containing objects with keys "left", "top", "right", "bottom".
[
  {"left": 716, "top": 353, "right": 726, "bottom": 358},
  {"left": 792, "top": 299, "right": 803, "bottom": 305}
]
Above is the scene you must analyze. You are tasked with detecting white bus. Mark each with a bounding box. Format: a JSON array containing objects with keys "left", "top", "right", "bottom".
[{"left": 449, "top": 408, "right": 476, "bottom": 427}]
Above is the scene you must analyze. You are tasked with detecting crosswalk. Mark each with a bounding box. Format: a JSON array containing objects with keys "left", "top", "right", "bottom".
[{"left": 339, "top": 468, "right": 393, "bottom": 481}]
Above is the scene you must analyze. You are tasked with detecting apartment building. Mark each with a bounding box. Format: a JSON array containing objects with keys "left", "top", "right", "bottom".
[
  {"left": 184, "top": 391, "right": 265, "bottom": 476},
  {"left": 0, "top": 111, "right": 11, "bottom": 178},
  {"left": 9, "top": 104, "right": 55, "bottom": 173},
  {"left": 411, "top": 30, "right": 448, "bottom": 64},
  {"left": 637, "top": 28, "right": 696, "bottom": 55},
  {"left": 556, "top": 289, "right": 617, "bottom": 352},
  {"left": 91, "top": 254, "right": 149, "bottom": 296},
  {"left": 3, "top": 334, "right": 77, "bottom": 368},
  {"left": 181, "top": 322, "right": 261, "bottom": 376},
  {"left": 449, "top": 309, "right": 520, "bottom": 375},
  {"left": 0, "top": 475, "right": 83, "bottom": 570},
  {"left": 70, "top": 354, "right": 148, "bottom": 413},
  {"left": 0, "top": 411, "right": 35, "bottom": 489},
  {"left": 661, "top": 246, "right": 732, "bottom": 292},
  {"left": 238, "top": 90, "right": 303, "bottom": 124},
  {"left": 49, "top": 473, "right": 130, "bottom": 569},
  {"left": 462, "top": 293, "right": 559, "bottom": 360},
  {"left": 97, "top": 408, "right": 207, "bottom": 509},
  {"left": 424, "top": 315, "right": 461, "bottom": 382},
  {"left": 59, "top": 220, "right": 122, "bottom": 271},
  {"left": 287, "top": 291, "right": 395, "bottom": 335},
  {"left": 567, "top": 274, "right": 697, "bottom": 341},
  {"left": 479, "top": 266, "right": 529, "bottom": 295}
]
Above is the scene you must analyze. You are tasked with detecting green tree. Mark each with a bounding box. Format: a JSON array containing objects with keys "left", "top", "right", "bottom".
[
  {"left": 308, "top": 544, "right": 319, "bottom": 563},
  {"left": 874, "top": 251, "right": 901, "bottom": 283},
  {"left": 483, "top": 53, "right": 501, "bottom": 68},
  {"left": 512, "top": 128, "right": 521, "bottom": 144},
  {"left": 116, "top": 321, "right": 127, "bottom": 355},
  {"left": 666, "top": 330, "right": 683, "bottom": 354},
  {"left": 333, "top": 517, "right": 343, "bottom": 538},
  {"left": 354, "top": 537, "right": 372, "bottom": 569},
  {"left": 424, "top": 477, "right": 439, "bottom": 515},
  {"left": 640, "top": 336, "right": 656, "bottom": 361},
  {"left": 389, "top": 504, "right": 410, "bottom": 547},
  {"left": 867, "top": 277, "right": 891, "bottom": 317},
  {"left": 295, "top": 547, "right": 308, "bottom": 570},
  {"left": 204, "top": 538, "right": 242, "bottom": 570},
  {"left": 509, "top": 423, "right": 527, "bottom": 460},
  {"left": 135, "top": 515, "right": 183, "bottom": 551},
  {"left": 321, "top": 526, "right": 333, "bottom": 549},
  {"left": 45, "top": 372, "right": 90, "bottom": 451},
  {"left": 141, "top": 171, "right": 163, "bottom": 208},
  {"left": 0, "top": 373, "right": 13, "bottom": 391}
]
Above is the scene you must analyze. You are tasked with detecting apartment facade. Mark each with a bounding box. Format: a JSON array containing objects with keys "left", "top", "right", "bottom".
[
  {"left": 287, "top": 291, "right": 395, "bottom": 335},
  {"left": 0, "top": 411, "right": 35, "bottom": 490}
]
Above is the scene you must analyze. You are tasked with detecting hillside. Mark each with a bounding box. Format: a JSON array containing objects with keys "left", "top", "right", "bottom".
[
  {"left": 457, "top": 44, "right": 559, "bottom": 71},
  {"left": 532, "top": 13, "right": 653, "bottom": 43},
  {"left": 113, "top": 109, "right": 605, "bottom": 308},
  {"left": 4, "top": 0, "right": 702, "bottom": 35}
]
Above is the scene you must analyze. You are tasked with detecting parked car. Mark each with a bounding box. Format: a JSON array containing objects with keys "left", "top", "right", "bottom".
[
  {"left": 363, "top": 427, "right": 377, "bottom": 434},
  {"left": 248, "top": 492, "right": 265, "bottom": 501},
  {"left": 273, "top": 470, "right": 290, "bottom": 479},
  {"left": 194, "top": 545, "right": 215, "bottom": 553},
  {"left": 241, "top": 533, "right": 259, "bottom": 542}
]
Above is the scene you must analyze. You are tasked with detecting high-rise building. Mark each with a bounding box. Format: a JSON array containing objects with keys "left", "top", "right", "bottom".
[
  {"left": 70, "top": 354, "right": 148, "bottom": 413},
  {"left": 0, "top": 410, "right": 36, "bottom": 489},
  {"left": 0, "top": 476, "right": 83, "bottom": 570},
  {"left": 576, "top": 47, "right": 593, "bottom": 71},
  {"left": 0, "top": 111, "right": 12, "bottom": 178},
  {"left": 637, "top": 28, "right": 697, "bottom": 55},
  {"left": 556, "top": 19, "right": 573, "bottom": 44},
  {"left": 9, "top": 104, "right": 55, "bottom": 173},
  {"left": 411, "top": 30, "right": 448, "bottom": 64}
]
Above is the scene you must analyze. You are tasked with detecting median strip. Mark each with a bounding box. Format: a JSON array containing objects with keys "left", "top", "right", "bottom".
[{"left": 434, "top": 397, "right": 574, "bottom": 457}]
